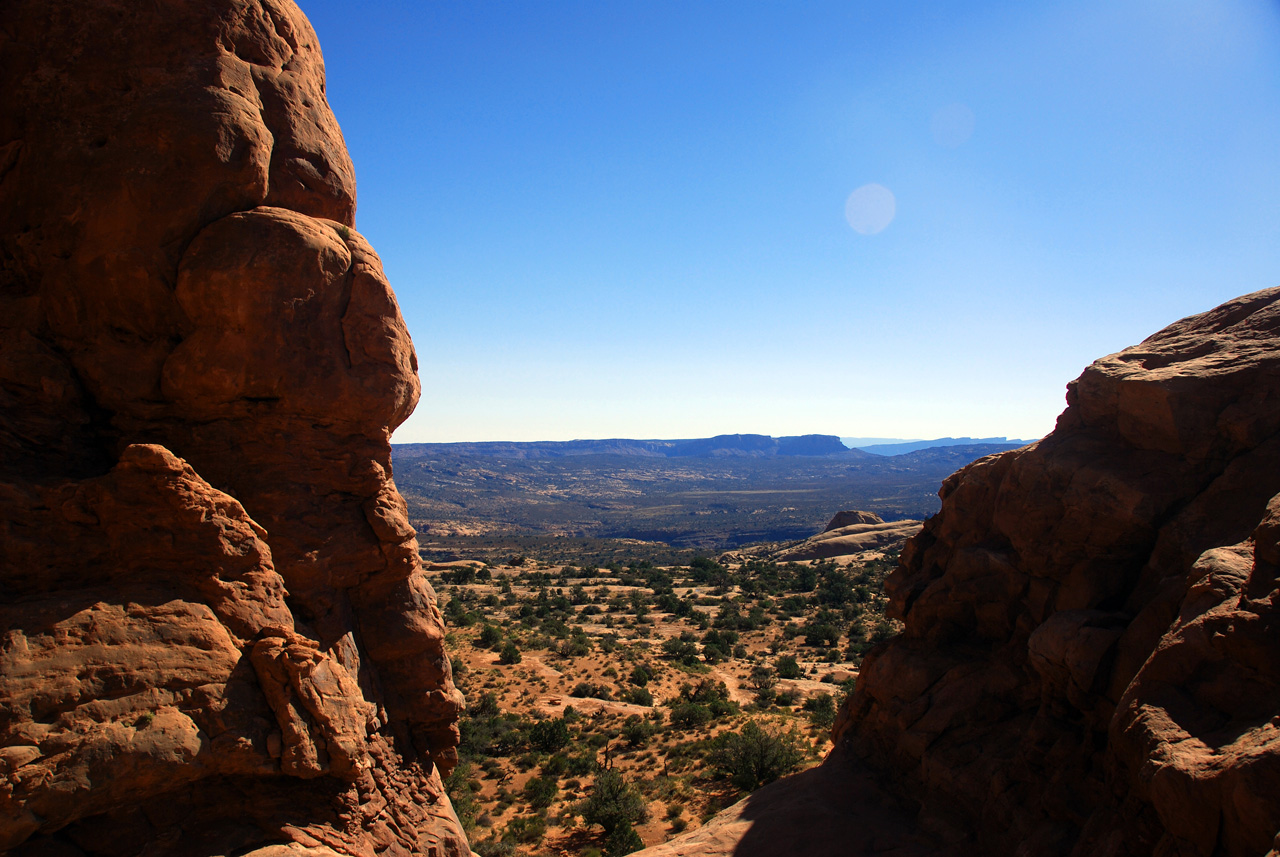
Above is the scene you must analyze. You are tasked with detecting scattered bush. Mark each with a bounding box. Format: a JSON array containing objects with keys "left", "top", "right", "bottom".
[
  {"left": 580, "top": 769, "right": 648, "bottom": 835},
  {"left": 668, "top": 702, "right": 711, "bottom": 730},
  {"left": 570, "top": 681, "right": 612, "bottom": 700},
  {"left": 498, "top": 640, "right": 522, "bottom": 665},
  {"left": 774, "top": 655, "right": 802, "bottom": 679},
  {"left": 606, "top": 823, "right": 644, "bottom": 856},
  {"left": 504, "top": 814, "right": 547, "bottom": 845},
  {"left": 803, "top": 693, "right": 836, "bottom": 728},
  {"left": 629, "top": 664, "right": 655, "bottom": 686},
  {"left": 528, "top": 717, "right": 570, "bottom": 753},
  {"left": 621, "top": 714, "right": 658, "bottom": 746},
  {"left": 444, "top": 761, "right": 480, "bottom": 831},
  {"left": 477, "top": 624, "right": 503, "bottom": 649},
  {"left": 522, "top": 774, "right": 559, "bottom": 810},
  {"left": 710, "top": 721, "right": 803, "bottom": 793}
]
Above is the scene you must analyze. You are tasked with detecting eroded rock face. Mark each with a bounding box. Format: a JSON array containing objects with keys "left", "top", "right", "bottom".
[
  {"left": 774, "top": 515, "right": 922, "bottom": 562},
  {"left": 0, "top": 2, "right": 466, "bottom": 854},
  {"left": 836, "top": 288, "right": 1280, "bottom": 856}
]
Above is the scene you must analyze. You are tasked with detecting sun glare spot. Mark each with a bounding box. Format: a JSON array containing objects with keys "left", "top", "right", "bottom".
[
  {"left": 844, "top": 183, "right": 896, "bottom": 235},
  {"left": 931, "top": 102, "right": 976, "bottom": 148}
]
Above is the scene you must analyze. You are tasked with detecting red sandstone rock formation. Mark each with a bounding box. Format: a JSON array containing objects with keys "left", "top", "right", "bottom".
[
  {"left": 0, "top": 2, "right": 468, "bottom": 855},
  {"left": 838, "top": 288, "right": 1280, "bottom": 856},
  {"left": 774, "top": 513, "right": 922, "bottom": 562}
]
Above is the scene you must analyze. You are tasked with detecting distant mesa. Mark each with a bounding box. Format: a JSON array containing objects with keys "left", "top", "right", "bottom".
[
  {"left": 395, "top": 433, "right": 856, "bottom": 460},
  {"left": 852, "top": 436, "right": 1034, "bottom": 456},
  {"left": 394, "top": 433, "right": 1034, "bottom": 460}
]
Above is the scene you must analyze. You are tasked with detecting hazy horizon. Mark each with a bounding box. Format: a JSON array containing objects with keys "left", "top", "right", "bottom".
[
  {"left": 390, "top": 432, "right": 1035, "bottom": 447},
  {"left": 299, "top": 0, "right": 1280, "bottom": 444}
]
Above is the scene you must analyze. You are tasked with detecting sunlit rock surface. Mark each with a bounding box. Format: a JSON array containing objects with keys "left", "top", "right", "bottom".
[{"left": 0, "top": 2, "right": 467, "bottom": 854}]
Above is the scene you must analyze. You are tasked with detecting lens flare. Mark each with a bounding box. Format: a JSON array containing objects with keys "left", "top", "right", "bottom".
[{"left": 844, "top": 183, "right": 896, "bottom": 235}]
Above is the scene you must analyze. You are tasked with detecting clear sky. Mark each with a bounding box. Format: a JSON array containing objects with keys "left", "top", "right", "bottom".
[{"left": 297, "top": 0, "right": 1280, "bottom": 443}]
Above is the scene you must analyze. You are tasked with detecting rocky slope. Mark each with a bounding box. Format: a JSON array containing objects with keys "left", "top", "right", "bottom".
[
  {"left": 643, "top": 288, "right": 1280, "bottom": 857},
  {"left": 0, "top": 2, "right": 467, "bottom": 854}
]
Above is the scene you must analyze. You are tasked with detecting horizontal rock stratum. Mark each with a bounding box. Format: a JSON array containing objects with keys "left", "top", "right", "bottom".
[
  {"left": 643, "top": 288, "right": 1280, "bottom": 857},
  {"left": 0, "top": 1, "right": 468, "bottom": 854}
]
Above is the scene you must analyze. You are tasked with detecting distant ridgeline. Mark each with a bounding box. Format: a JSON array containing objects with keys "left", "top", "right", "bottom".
[
  {"left": 852, "top": 436, "right": 1035, "bottom": 456},
  {"left": 394, "top": 433, "right": 856, "bottom": 460},
  {"left": 391, "top": 434, "right": 1034, "bottom": 553}
]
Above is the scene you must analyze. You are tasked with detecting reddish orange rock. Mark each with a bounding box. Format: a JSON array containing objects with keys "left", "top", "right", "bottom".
[
  {"left": 0, "top": 1, "right": 467, "bottom": 855},
  {"left": 836, "top": 288, "right": 1280, "bottom": 856}
]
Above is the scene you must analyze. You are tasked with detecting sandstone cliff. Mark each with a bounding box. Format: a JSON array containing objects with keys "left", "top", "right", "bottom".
[
  {"left": 839, "top": 288, "right": 1280, "bottom": 856},
  {"left": 0, "top": 2, "right": 467, "bottom": 854}
]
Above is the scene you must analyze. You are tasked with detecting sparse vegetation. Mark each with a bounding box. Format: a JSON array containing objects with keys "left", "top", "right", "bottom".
[{"left": 431, "top": 546, "right": 900, "bottom": 854}]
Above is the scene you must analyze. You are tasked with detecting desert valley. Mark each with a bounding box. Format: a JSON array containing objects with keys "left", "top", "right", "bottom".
[{"left": 2, "top": 2, "right": 1280, "bottom": 857}]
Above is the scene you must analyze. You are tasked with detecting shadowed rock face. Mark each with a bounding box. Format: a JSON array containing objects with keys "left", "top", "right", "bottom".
[
  {"left": 0, "top": 2, "right": 467, "bottom": 855},
  {"left": 838, "top": 288, "right": 1280, "bottom": 856}
]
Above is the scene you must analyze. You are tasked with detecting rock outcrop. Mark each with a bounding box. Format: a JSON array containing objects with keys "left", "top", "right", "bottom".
[
  {"left": 838, "top": 288, "right": 1280, "bottom": 856},
  {"left": 824, "top": 510, "right": 887, "bottom": 531},
  {"left": 0, "top": 2, "right": 467, "bottom": 855},
  {"left": 772, "top": 512, "right": 922, "bottom": 562}
]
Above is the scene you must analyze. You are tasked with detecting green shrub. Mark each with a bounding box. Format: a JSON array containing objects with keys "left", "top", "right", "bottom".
[
  {"left": 803, "top": 692, "right": 836, "bottom": 728},
  {"left": 477, "top": 624, "right": 503, "bottom": 649},
  {"left": 709, "top": 721, "right": 803, "bottom": 792},
  {"left": 629, "top": 664, "right": 654, "bottom": 687},
  {"left": 774, "top": 655, "right": 802, "bottom": 679},
  {"left": 668, "top": 702, "right": 711, "bottom": 730},
  {"left": 541, "top": 753, "right": 568, "bottom": 777},
  {"left": 444, "top": 761, "right": 480, "bottom": 831},
  {"left": 580, "top": 769, "right": 648, "bottom": 835},
  {"left": 505, "top": 814, "right": 547, "bottom": 845},
  {"left": 606, "top": 823, "right": 644, "bottom": 856},
  {"left": 528, "top": 717, "right": 570, "bottom": 752},
  {"left": 570, "top": 681, "right": 611, "bottom": 700},
  {"left": 522, "top": 774, "right": 559, "bottom": 810},
  {"left": 621, "top": 714, "right": 658, "bottom": 746},
  {"left": 498, "top": 640, "right": 522, "bottom": 665}
]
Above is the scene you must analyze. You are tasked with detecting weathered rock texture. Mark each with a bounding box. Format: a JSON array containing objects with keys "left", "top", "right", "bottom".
[
  {"left": 774, "top": 512, "right": 922, "bottom": 562},
  {"left": 836, "top": 288, "right": 1280, "bottom": 856},
  {"left": 0, "top": 2, "right": 467, "bottom": 855}
]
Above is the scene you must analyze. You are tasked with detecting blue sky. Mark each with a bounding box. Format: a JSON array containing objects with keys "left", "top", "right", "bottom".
[{"left": 298, "top": 0, "right": 1280, "bottom": 443}]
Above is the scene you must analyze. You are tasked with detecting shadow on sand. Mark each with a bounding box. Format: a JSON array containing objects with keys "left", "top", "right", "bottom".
[{"left": 636, "top": 746, "right": 957, "bottom": 857}]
